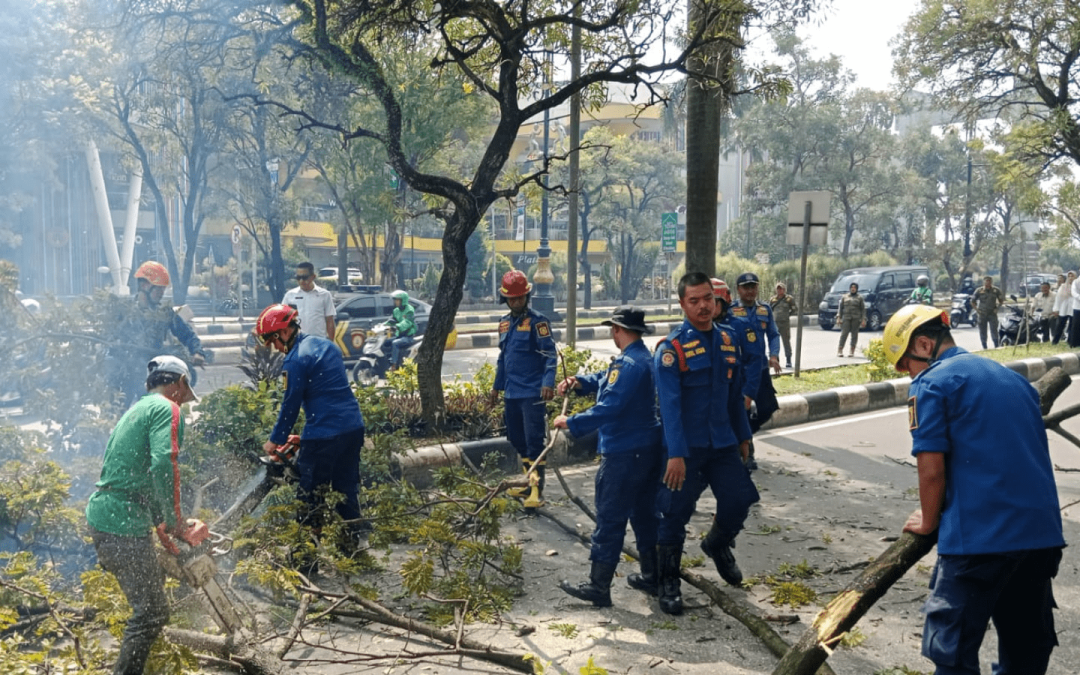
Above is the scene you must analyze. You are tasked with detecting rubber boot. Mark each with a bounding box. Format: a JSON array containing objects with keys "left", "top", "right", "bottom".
[
  {"left": 507, "top": 458, "right": 531, "bottom": 498},
  {"left": 627, "top": 547, "right": 659, "bottom": 596},
  {"left": 744, "top": 440, "right": 758, "bottom": 472},
  {"left": 656, "top": 544, "right": 683, "bottom": 615},
  {"left": 558, "top": 560, "right": 617, "bottom": 607},
  {"left": 523, "top": 462, "right": 545, "bottom": 515},
  {"left": 701, "top": 517, "right": 743, "bottom": 587}
]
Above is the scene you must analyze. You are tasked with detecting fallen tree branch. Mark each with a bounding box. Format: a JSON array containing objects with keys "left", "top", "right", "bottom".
[
  {"left": 537, "top": 507, "right": 835, "bottom": 675},
  {"left": 773, "top": 366, "right": 1070, "bottom": 675},
  {"left": 163, "top": 627, "right": 289, "bottom": 675},
  {"left": 296, "top": 583, "right": 533, "bottom": 673},
  {"left": 276, "top": 592, "right": 311, "bottom": 658}
]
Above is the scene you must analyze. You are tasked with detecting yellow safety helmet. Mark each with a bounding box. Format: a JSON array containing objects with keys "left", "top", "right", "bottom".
[{"left": 882, "top": 304, "right": 950, "bottom": 372}]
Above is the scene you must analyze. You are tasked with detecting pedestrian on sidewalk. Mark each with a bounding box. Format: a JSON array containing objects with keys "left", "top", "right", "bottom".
[
  {"left": 1051, "top": 272, "right": 1072, "bottom": 344},
  {"left": 1032, "top": 282, "right": 1055, "bottom": 342},
  {"left": 490, "top": 270, "right": 557, "bottom": 511},
  {"left": 884, "top": 304, "right": 1065, "bottom": 675},
  {"left": 973, "top": 276, "right": 1005, "bottom": 349},
  {"left": 836, "top": 282, "right": 866, "bottom": 357},
  {"left": 653, "top": 272, "right": 758, "bottom": 614},
  {"left": 770, "top": 282, "right": 798, "bottom": 369},
  {"left": 554, "top": 306, "right": 663, "bottom": 607}
]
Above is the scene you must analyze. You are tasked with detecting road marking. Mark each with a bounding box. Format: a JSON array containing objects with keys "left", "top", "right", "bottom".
[{"left": 759, "top": 408, "right": 907, "bottom": 438}]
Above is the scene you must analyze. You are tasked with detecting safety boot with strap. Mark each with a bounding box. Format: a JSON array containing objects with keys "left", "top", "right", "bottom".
[
  {"left": 558, "top": 560, "right": 617, "bottom": 607},
  {"left": 656, "top": 544, "right": 683, "bottom": 615},
  {"left": 627, "top": 547, "right": 658, "bottom": 596},
  {"left": 701, "top": 516, "right": 743, "bottom": 587}
]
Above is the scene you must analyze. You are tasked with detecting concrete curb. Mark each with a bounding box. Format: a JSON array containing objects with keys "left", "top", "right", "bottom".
[{"left": 760, "top": 351, "right": 1080, "bottom": 431}]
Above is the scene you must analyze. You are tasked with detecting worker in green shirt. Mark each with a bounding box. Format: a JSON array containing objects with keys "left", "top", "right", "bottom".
[{"left": 85, "top": 356, "right": 208, "bottom": 675}]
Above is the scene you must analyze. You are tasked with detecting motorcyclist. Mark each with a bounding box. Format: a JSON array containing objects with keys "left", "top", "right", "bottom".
[
  {"left": 909, "top": 275, "right": 933, "bottom": 305},
  {"left": 387, "top": 289, "right": 417, "bottom": 370},
  {"left": 111, "top": 262, "right": 207, "bottom": 406}
]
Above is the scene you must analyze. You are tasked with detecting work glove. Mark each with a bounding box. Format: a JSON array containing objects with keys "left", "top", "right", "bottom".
[
  {"left": 267, "top": 434, "right": 300, "bottom": 464},
  {"left": 179, "top": 518, "right": 210, "bottom": 548}
]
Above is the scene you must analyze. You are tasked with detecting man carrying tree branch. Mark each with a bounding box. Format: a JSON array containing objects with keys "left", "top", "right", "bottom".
[{"left": 885, "top": 304, "right": 1065, "bottom": 675}]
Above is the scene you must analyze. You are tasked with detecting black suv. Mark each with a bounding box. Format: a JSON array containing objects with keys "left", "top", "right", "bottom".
[{"left": 818, "top": 265, "right": 931, "bottom": 331}]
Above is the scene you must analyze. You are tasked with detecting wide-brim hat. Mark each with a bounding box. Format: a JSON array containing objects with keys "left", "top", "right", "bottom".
[{"left": 602, "top": 305, "right": 653, "bottom": 335}]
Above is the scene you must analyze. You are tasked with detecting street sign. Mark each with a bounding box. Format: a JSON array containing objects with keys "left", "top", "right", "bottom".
[
  {"left": 515, "top": 206, "right": 525, "bottom": 241},
  {"left": 661, "top": 212, "right": 677, "bottom": 252},
  {"left": 786, "top": 191, "right": 830, "bottom": 246},
  {"left": 231, "top": 225, "right": 242, "bottom": 245}
]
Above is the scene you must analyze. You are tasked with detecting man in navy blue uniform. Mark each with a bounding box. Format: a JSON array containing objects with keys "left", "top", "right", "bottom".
[
  {"left": 885, "top": 304, "right": 1065, "bottom": 675},
  {"left": 653, "top": 272, "right": 758, "bottom": 614},
  {"left": 727, "top": 271, "right": 782, "bottom": 470},
  {"left": 490, "top": 270, "right": 557, "bottom": 508},
  {"left": 553, "top": 306, "right": 663, "bottom": 607},
  {"left": 255, "top": 304, "right": 368, "bottom": 554}
]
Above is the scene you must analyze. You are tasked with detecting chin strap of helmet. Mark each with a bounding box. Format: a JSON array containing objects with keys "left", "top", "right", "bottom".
[
  {"left": 282, "top": 325, "right": 299, "bottom": 353},
  {"left": 904, "top": 330, "right": 948, "bottom": 368}
]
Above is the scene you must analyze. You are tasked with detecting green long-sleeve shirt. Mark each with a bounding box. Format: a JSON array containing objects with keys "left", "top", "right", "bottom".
[
  {"left": 85, "top": 394, "right": 186, "bottom": 537},
  {"left": 391, "top": 303, "right": 417, "bottom": 337}
]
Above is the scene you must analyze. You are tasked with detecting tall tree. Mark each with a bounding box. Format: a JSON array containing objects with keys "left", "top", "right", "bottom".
[
  {"left": 265, "top": 0, "right": 743, "bottom": 425},
  {"left": 895, "top": 0, "right": 1080, "bottom": 171}
]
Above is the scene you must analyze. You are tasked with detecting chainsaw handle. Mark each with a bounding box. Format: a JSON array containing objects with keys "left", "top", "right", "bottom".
[{"left": 156, "top": 523, "right": 181, "bottom": 556}]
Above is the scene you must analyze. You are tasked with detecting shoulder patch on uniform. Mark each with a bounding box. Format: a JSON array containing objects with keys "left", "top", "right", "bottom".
[
  {"left": 607, "top": 369, "right": 619, "bottom": 385},
  {"left": 908, "top": 395, "right": 918, "bottom": 430},
  {"left": 660, "top": 350, "right": 676, "bottom": 367},
  {"left": 499, "top": 320, "right": 510, "bottom": 334},
  {"left": 731, "top": 306, "right": 747, "bottom": 317},
  {"left": 536, "top": 321, "right": 550, "bottom": 338},
  {"left": 757, "top": 306, "right": 769, "bottom": 315}
]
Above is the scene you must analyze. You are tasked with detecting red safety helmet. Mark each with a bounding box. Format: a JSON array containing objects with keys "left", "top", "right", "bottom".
[
  {"left": 255, "top": 304, "right": 299, "bottom": 344},
  {"left": 134, "top": 261, "right": 170, "bottom": 287},
  {"left": 711, "top": 278, "right": 731, "bottom": 305},
  {"left": 500, "top": 270, "right": 532, "bottom": 298}
]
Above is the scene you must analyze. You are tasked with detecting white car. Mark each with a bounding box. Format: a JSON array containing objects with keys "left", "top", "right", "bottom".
[{"left": 318, "top": 267, "right": 364, "bottom": 284}]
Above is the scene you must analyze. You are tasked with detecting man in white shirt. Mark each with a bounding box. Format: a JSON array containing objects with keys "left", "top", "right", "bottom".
[
  {"left": 1032, "top": 282, "right": 1056, "bottom": 342},
  {"left": 1052, "top": 272, "right": 1073, "bottom": 345},
  {"left": 282, "top": 262, "right": 336, "bottom": 339}
]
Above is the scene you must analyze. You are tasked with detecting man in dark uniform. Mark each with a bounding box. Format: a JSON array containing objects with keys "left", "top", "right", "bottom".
[
  {"left": 770, "top": 282, "right": 798, "bottom": 369},
  {"left": 727, "top": 272, "right": 782, "bottom": 470},
  {"left": 884, "top": 304, "right": 1065, "bottom": 675},
  {"left": 653, "top": 272, "right": 758, "bottom": 614},
  {"left": 255, "top": 304, "right": 368, "bottom": 558},
  {"left": 553, "top": 307, "right": 663, "bottom": 607},
  {"left": 490, "top": 270, "right": 557, "bottom": 509}
]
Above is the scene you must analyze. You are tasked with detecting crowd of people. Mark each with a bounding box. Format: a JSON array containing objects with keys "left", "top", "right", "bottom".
[{"left": 86, "top": 264, "right": 1068, "bottom": 675}]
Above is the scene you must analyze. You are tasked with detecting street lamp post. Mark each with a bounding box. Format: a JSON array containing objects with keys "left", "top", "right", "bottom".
[
  {"left": 964, "top": 155, "right": 973, "bottom": 260},
  {"left": 531, "top": 52, "right": 558, "bottom": 319}
]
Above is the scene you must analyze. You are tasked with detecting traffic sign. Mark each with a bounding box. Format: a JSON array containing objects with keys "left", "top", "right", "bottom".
[
  {"left": 661, "top": 212, "right": 677, "bottom": 252},
  {"left": 231, "top": 225, "right": 242, "bottom": 245}
]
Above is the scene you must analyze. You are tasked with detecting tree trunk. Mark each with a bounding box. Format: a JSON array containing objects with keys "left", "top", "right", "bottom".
[{"left": 772, "top": 367, "right": 1071, "bottom": 675}]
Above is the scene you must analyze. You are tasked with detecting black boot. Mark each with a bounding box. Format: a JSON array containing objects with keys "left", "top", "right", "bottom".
[
  {"left": 656, "top": 544, "right": 683, "bottom": 615},
  {"left": 701, "top": 518, "right": 743, "bottom": 587},
  {"left": 559, "top": 560, "right": 617, "bottom": 607},
  {"left": 744, "top": 440, "right": 758, "bottom": 472},
  {"left": 627, "top": 547, "right": 659, "bottom": 596}
]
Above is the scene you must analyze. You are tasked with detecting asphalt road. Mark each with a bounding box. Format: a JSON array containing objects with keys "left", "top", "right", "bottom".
[{"left": 193, "top": 319, "right": 1023, "bottom": 395}]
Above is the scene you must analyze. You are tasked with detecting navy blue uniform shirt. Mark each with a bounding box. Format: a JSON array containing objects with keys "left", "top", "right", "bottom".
[
  {"left": 654, "top": 320, "right": 752, "bottom": 459},
  {"left": 566, "top": 339, "right": 661, "bottom": 454},
  {"left": 270, "top": 332, "right": 364, "bottom": 444},
  {"left": 494, "top": 307, "right": 557, "bottom": 398}
]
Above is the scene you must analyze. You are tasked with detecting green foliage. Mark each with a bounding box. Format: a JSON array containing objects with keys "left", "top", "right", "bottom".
[
  {"left": 840, "top": 625, "right": 868, "bottom": 649},
  {"left": 874, "top": 667, "right": 927, "bottom": 675},
  {"left": 769, "top": 581, "right": 817, "bottom": 608},
  {"left": 185, "top": 381, "right": 289, "bottom": 466},
  {"left": 579, "top": 656, "right": 609, "bottom": 675},
  {"left": 0, "top": 429, "right": 84, "bottom": 554},
  {"left": 549, "top": 622, "right": 579, "bottom": 639},
  {"left": 775, "top": 559, "right": 818, "bottom": 580},
  {"left": 863, "top": 339, "right": 893, "bottom": 382}
]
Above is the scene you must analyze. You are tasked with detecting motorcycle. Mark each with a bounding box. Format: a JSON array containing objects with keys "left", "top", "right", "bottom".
[
  {"left": 949, "top": 293, "right": 977, "bottom": 328},
  {"left": 999, "top": 299, "right": 1036, "bottom": 346},
  {"left": 351, "top": 320, "right": 420, "bottom": 386}
]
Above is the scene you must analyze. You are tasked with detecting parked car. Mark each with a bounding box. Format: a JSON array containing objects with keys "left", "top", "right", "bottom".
[
  {"left": 818, "top": 265, "right": 931, "bottom": 331},
  {"left": 1019, "top": 272, "right": 1059, "bottom": 297},
  {"left": 332, "top": 289, "right": 456, "bottom": 362},
  {"left": 318, "top": 266, "right": 364, "bottom": 285}
]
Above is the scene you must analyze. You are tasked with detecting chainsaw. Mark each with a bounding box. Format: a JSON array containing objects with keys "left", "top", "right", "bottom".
[{"left": 156, "top": 522, "right": 243, "bottom": 634}]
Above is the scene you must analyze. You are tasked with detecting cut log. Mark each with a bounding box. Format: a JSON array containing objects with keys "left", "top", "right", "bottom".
[
  {"left": 771, "top": 366, "right": 1070, "bottom": 675},
  {"left": 163, "top": 628, "right": 288, "bottom": 675}
]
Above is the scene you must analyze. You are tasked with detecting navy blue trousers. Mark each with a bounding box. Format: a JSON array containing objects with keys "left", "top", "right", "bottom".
[
  {"left": 656, "top": 445, "right": 759, "bottom": 546},
  {"left": 922, "top": 547, "right": 1062, "bottom": 675},
  {"left": 749, "top": 368, "right": 778, "bottom": 433},
  {"left": 589, "top": 449, "right": 663, "bottom": 565},
  {"left": 297, "top": 426, "right": 365, "bottom": 527},
  {"left": 503, "top": 396, "right": 547, "bottom": 461}
]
